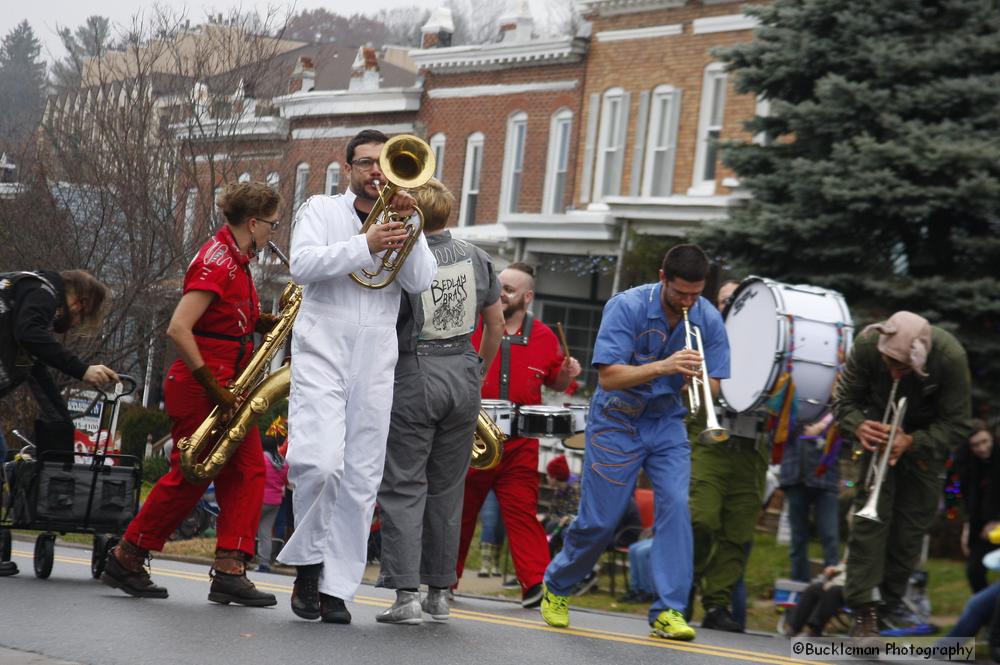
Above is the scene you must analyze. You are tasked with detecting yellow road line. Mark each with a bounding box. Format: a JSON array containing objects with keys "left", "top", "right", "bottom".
[{"left": 12, "top": 548, "right": 816, "bottom": 665}]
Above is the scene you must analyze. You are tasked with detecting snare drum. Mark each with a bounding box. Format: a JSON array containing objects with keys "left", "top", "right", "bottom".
[
  {"left": 720, "top": 277, "right": 853, "bottom": 424},
  {"left": 567, "top": 404, "right": 589, "bottom": 433},
  {"left": 481, "top": 399, "right": 514, "bottom": 437},
  {"left": 516, "top": 406, "right": 574, "bottom": 439}
]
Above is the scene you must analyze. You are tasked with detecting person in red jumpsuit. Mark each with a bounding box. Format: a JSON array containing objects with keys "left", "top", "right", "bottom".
[
  {"left": 455, "top": 262, "right": 581, "bottom": 607},
  {"left": 101, "top": 181, "right": 282, "bottom": 606}
]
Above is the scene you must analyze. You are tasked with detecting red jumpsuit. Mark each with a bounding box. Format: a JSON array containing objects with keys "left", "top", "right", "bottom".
[
  {"left": 124, "top": 226, "right": 265, "bottom": 557},
  {"left": 455, "top": 317, "right": 564, "bottom": 591}
]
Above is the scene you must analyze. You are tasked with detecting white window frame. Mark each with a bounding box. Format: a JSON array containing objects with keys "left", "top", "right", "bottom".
[
  {"left": 238, "top": 172, "right": 250, "bottom": 183},
  {"left": 266, "top": 171, "right": 279, "bottom": 188},
  {"left": 459, "top": 132, "right": 484, "bottom": 227},
  {"left": 294, "top": 162, "right": 309, "bottom": 211},
  {"left": 689, "top": 63, "right": 728, "bottom": 196},
  {"left": 542, "top": 108, "right": 573, "bottom": 214},
  {"left": 212, "top": 186, "right": 223, "bottom": 226},
  {"left": 592, "top": 87, "right": 628, "bottom": 200},
  {"left": 500, "top": 112, "right": 528, "bottom": 215},
  {"left": 325, "top": 162, "right": 340, "bottom": 195},
  {"left": 429, "top": 132, "right": 446, "bottom": 181},
  {"left": 183, "top": 187, "right": 197, "bottom": 246},
  {"left": 642, "top": 85, "right": 682, "bottom": 197}
]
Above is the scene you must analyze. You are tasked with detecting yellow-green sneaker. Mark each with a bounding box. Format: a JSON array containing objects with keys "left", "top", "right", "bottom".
[
  {"left": 650, "top": 609, "right": 696, "bottom": 641},
  {"left": 540, "top": 584, "right": 570, "bottom": 628}
]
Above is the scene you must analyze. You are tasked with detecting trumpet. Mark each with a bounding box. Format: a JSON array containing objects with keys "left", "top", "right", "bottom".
[
  {"left": 854, "top": 379, "right": 907, "bottom": 522},
  {"left": 350, "top": 134, "right": 435, "bottom": 289},
  {"left": 682, "top": 307, "right": 729, "bottom": 445}
]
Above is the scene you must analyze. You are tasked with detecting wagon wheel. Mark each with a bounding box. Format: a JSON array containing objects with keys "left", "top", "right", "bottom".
[
  {"left": 91, "top": 534, "right": 109, "bottom": 579},
  {"left": 33, "top": 533, "right": 55, "bottom": 579},
  {"left": 0, "top": 528, "right": 11, "bottom": 562}
]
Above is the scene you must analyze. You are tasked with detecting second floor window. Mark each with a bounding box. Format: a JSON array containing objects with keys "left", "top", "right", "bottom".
[
  {"left": 543, "top": 109, "right": 573, "bottom": 214},
  {"left": 325, "top": 162, "right": 340, "bottom": 195},
  {"left": 183, "top": 187, "right": 197, "bottom": 247},
  {"left": 594, "top": 88, "right": 629, "bottom": 200},
  {"left": 294, "top": 163, "right": 310, "bottom": 211},
  {"left": 460, "top": 132, "right": 484, "bottom": 227},
  {"left": 502, "top": 112, "right": 527, "bottom": 214},
  {"left": 430, "top": 133, "right": 446, "bottom": 181},
  {"left": 644, "top": 86, "right": 682, "bottom": 197},
  {"left": 691, "top": 63, "right": 728, "bottom": 195}
]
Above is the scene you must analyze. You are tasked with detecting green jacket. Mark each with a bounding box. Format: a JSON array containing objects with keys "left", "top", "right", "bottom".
[{"left": 833, "top": 326, "right": 972, "bottom": 463}]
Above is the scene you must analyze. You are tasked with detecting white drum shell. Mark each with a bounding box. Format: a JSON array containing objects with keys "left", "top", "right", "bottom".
[
  {"left": 567, "top": 405, "right": 589, "bottom": 434},
  {"left": 481, "top": 399, "right": 514, "bottom": 437},
  {"left": 720, "top": 277, "right": 852, "bottom": 424}
]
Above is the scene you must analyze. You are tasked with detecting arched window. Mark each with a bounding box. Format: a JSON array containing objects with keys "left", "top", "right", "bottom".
[
  {"left": 642, "top": 85, "right": 682, "bottom": 197},
  {"left": 543, "top": 109, "right": 573, "bottom": 213},
  {"left": 238, "top": 172, "right": 251, "bottom": 183},
  {"left": 294, "top": 162, "right": 310, "bottom": 211},
  {"left": 325, "top": 162, "right": 340, "bottom": 195},
  {"left": 593, "top": 87, "right": 629, "bottom": 200},
  {"left": 429, "top": 132, "right": 446, "bottom": 181},
  {"left": 690, "top": 63, "right": 727, "bottom": 195},
  {"left": 459, "top": 132, "right": 485, "bottom": 227}
]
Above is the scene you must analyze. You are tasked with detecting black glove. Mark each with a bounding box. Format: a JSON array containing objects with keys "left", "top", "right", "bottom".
[
  {"left": 255, "top": 313, "right": 280, "bottom": 335},
  {"left": 192, "top": 366, "right": 237, "bottom": 410}
]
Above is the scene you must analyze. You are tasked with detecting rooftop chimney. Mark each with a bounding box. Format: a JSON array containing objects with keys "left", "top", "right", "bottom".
[
  {"left": 289, "top": 56, "right": 316, "bottom": 94},
  {"left": 349, "top": 47, "right": 380, "bottom": 92},
  {"left": 421, "top": 6, "right": 455, "bottom": 49},
  {"left": 497, "top": 0, "right": 534, "bottom": 43}
]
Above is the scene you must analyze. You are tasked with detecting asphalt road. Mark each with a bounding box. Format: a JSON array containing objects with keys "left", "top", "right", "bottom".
[{"left": 1, "top": 542, "right": 812, "bottom": 665}]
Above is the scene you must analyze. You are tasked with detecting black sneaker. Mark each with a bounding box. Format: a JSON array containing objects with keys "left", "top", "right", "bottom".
[
  {"left": 208, "top": 569, "right": 277, "bottom": 607},
  {"left": 320, "top": 593, "right": 352, "bottom": 624},
  {"left": 291, "top": 575, "right": 321, "bottom": 620},
  {"left": 100, "top": 551, "right": 168, "bottom": 599},
  {"left": 521, "top": 583, "right": 544, "bottom": 608},
  {"left": 701, "top": 606, "right": 743, "bottom": 633}
]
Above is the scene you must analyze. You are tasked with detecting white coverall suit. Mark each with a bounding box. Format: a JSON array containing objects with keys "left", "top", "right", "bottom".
[{"left": 278, "top": 189, "right": 437, "bottom": 600}]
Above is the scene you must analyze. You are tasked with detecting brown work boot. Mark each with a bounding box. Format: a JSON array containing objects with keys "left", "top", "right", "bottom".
[
  {"left": 101, "top": 540, "right": 168, "bottom": 598},
  {"left": 208, "top": 549, "right": 277, "bottom": 607},
  {"left": 849, "top": 603, "right": 881, "bottom": 638}
]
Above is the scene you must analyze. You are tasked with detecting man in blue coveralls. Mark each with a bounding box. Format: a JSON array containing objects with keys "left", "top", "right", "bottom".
[{"left": 540, "top": 244, "right": 730, "bottom": 641}]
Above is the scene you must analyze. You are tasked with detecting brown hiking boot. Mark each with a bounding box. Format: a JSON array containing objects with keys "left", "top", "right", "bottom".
[
  {"left": 849, "top": 603, "right": 881, "bottom": 638},
  {"left": 208, "top": 549, "right": 277, "bottom": 607},
  {"left": 101, "top": 540, "right": 168, "bottom": 599}
]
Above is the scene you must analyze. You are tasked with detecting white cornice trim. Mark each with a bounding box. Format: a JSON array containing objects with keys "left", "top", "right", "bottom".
[
  {"left": 601, "top": 193, "right": 749, "bottom": 223},
  {"left": 577, "top": 0, "right": 684, "bottom": 17},
  {"left": 292, "top": 123, "right": 416, "bottom": 140},
  {"left": 409, "top": 36, "right": 587, "bottom": 73},
  {"left": 274, "top": 87, "right": 422, "bottom": 119},
  {"left": 692, "top": 14, "right": 760, "bottom": 34},
  {"left": 595, "top": 24, "right": 682, "bottom": 42},
  {"left": 428, "top": 80, "right": 579, "bottom": 99},
  {"left": 172, "top": 116, "right": 289, "bottom": 142},
  {"left": 501, "top": 211, "right": 617, "bottom": 241}
]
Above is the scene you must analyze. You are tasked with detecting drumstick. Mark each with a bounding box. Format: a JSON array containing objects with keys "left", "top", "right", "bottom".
[{"left": 556, "top": 322, "right": 571, "bottom": 359}]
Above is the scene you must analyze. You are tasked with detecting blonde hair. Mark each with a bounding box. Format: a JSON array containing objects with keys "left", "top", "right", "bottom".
[
  {"left": 414, "top": 177, "right": 454, "bottom": 232},
  {"left": 217, "top": 181, "right": 281, "bottom": 226}
]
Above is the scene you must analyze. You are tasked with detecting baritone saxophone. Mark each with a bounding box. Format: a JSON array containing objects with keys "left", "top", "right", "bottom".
[{"left": 177, "top": 242, "right": 302, "bottom": 483}]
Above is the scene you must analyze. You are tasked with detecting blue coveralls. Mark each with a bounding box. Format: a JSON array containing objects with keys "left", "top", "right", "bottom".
[{"left": 543, "top": 283, "right": 730, "bottom": 623}]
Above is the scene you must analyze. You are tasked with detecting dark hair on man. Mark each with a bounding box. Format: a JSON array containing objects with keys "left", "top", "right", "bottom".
[
  {"left": 505, "top": 262, "right": 535, "bottom": 278},
  {"left": 217, "top": 182, "right": 281, "bottom": 226},
  {"left": 59, "top": 269, "right": 110, "bottom": 333},
  {"left": 347, "top": 129, "right": 389, "bottom": 164},
  {"left": 661, "top": 244, "right": 710, "bottom": 282}
]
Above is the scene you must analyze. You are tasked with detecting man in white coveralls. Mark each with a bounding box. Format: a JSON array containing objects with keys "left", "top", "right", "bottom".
[{"left": 278, "top": 129, "right": 437, "bottom": 624}]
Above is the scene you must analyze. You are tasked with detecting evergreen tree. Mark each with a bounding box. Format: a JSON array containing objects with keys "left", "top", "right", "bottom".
[
  {"left": 50, "top": 15, "right": 114, "bottom": 91},
  {"left": 0, "top": 20, "right": 47, "bottom": 149},
  {"left": 699, "top": 0, "right": 1000, "bottom": 410}
]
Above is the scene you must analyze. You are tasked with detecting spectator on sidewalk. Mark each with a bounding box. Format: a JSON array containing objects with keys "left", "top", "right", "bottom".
[
  {"left": 957, "top": 419, "right": 1000, "bottom": 592},
  {"left": 257, "top": 434, "right": 288, "bottom": 573}
]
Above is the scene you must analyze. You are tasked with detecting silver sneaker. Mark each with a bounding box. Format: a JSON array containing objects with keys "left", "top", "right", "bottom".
[
  {"left": 376, "top": 590, "right": 423, "bottom": 625},
  {"left": 422, "top": 588, "right": 450, "bottom": 621}
]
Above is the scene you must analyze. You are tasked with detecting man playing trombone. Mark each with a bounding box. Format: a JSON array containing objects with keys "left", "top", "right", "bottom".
[
  {"left": 833, "top": 311, "right": 971, "bottom": 637},
  {"left": 541, "top": 244, "right": 730, "bottom": 641}
]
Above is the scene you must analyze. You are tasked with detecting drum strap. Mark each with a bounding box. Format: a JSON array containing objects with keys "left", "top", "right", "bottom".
[{"left": 499, "top": 312, "right": 532, "bottom": 401}]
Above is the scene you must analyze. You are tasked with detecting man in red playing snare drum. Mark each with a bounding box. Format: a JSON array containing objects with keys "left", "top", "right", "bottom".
[{"left": 455, "top": 262, "right": 581, "bottom": 608}]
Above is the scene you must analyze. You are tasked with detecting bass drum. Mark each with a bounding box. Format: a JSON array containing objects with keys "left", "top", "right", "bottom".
[{"left": 720, "top": 277, "right": 853, "bottom": 424}]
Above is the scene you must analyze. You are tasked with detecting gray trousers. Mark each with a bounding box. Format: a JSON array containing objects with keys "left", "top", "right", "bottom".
[
  {"left": 257, "top": 503, "right": 281, "bottom": 563},
  {"left": 377, "top": 351, "right": 480, "bottom": 589}
]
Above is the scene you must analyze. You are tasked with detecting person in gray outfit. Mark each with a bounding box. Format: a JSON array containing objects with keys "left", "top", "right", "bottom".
[{"left": 375, "top": 177, "right": 504, "bottom": 624}]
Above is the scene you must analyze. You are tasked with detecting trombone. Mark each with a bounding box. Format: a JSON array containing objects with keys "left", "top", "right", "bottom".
[
  {"left": 854, "top": 379, "right": 908, "bottom": 522},
  {"left": 682, "top": 307, "right": 729, "bottom": 445}
]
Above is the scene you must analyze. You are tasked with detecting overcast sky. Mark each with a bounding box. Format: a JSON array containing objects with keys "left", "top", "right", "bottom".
[{"left": 1, "top": 0, "right": 448, "bottom": 65}]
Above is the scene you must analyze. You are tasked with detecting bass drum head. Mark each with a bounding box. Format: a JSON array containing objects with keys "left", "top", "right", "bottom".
[{"left": 720, "top": 278, "right": 784, "bottom": 414}]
